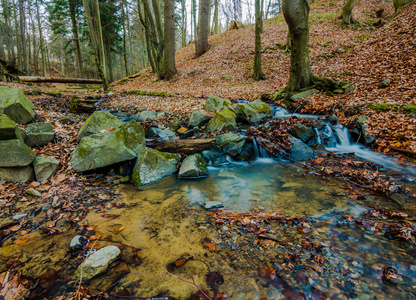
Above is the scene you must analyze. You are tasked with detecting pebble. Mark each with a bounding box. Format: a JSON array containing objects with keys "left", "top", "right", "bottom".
[
  {"left": 69, "top": 235, "right": 84, "bottom": 251},
  {"left": 42, "top": 203, "right": 52, "bottom": 211},
  {"left": 26, "top": 188, "right": 41, "bottom": 197},
  {"left": 13, "top": 213, "right": 28, "bottom": 221},
  {"left": 52, "top": 196, "right": 59, "bottom": 207},
  {"left": 204, "top": 201, "right": 224, "bottom": 210},
  {"left": 198, "top": 226, "right": 208, "bottom": 230},
  {"left": 410, "top": 265, "right": 416, "bottom": 272}
]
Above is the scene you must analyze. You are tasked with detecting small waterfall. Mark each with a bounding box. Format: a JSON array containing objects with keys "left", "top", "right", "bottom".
[
  {"left": 314, "top": 128, "right": 321, "bottom": 144},
  {"left": 252, "top": 138, "right": 271, "bottom": 159},
  {"left": 331, "top": 124, "right": 351, "bottom": 147}
]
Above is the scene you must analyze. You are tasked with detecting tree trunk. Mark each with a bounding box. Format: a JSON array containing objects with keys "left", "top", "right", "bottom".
[
  {"left": 124, "top": 0, "right": 134, "bottom": 73},
  {"left": 164, "top": 0, "right": 177, "bottom": 80},
  {"left": 394, "top": 0, "right": 412, "bottom": 12},
  {"left": 35, "top": 0, "right": 46, "bottom": 77},
  {"left": 192, "top": 0, "right": 197, "bottom": 42},
  {"left": 283, "top": 0, "right": 312, "bottom": 91},
  {"left": 82, "top": 0, "right": 108, "bottom": 90},
  {"left": 213, "top": 0, "right": 219, "bottom": 34},
  {"left": 253, "top": 0, "right": 265, "bottom": 81},
  {"left": 69, "top": 0, "right": 83, "bottom": 78},
  {"left": 196, "top": 0, "right": 210, "bottom": 57},
  {"left": 147, "top": 138, "right": 216, "bottom": 154},
  {"left": 181, "top": 0, "right": 187, "bottom": 47},
  {"left": 121, "top": 0, "right": 129, "bottom": 76},
  {"left": 341, "top": 0, "right": 355, "bottom": 24},
  {"left": 18, "top": 0, "right": 28, "bottom": 74},
  {"left": 18, "top": 76, "right": 102, "bottom": 84}
]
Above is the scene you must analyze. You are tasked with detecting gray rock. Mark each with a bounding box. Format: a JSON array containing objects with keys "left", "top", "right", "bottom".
[
  {"left": 288, "top": 136, "right": 316, "bottom": 161},
  {"left": 42, "top": 203, "right": 51, "bottom": 211},
  {"left": 69, "top": 235, "right": 84, "bottom": 251},
  {"left": 0, "top": 86, "right": 35, "bottom": 124},
  {"left": 77, "top": 111, "right": 123, "bottom": 141},
  {"left": 355, "top": 116, "right": 376, "bottom": 145},
  {"left": 326, "top": 114, "right": 338, "bottom": 125},
  {"left": 291, "top": 123, "right": 315, "bottom": 143},
  {"left": 215, "top": 133, "right": 246, "bottom": 156},
  {"left": 132, "top": 147, "right": 180, "bottom": 188},
  {"left": 0, "top": 113, "right": 25, "bottom": 140},
  {"left": 12, "top": 213, "right": 28, "bottom": 221},
  {"left": 0, "top": 139, "right": 36, "bottom": 167},
  {"left": 207, "top": 108, "right": 236, "bottom": 133},
  {"left": 204, "top": 201, "right": 224, "bottom": 210},
  {"left": 33, "top": 156, "right": 60, "bottom": 181},
  {"left": 234, "top": 140, "right": 255, "bottom": 161},
  {"left": 24, "top": 122, "right": 54, "bottom": 147},
  {"left": 290, "top": 89, "right": 319, "bottom": 102},
  {"left": 75, "top": 245, "right": 120, "bottom": 282},
  {"left": 202, "top": 150, "right": 229, "bottom": 167},
  {"left": 0, "top": 166, "right": 34, "bottom": 183},
  {"left": 378, "top": 79, "right": 390, "bottom": 88},
  {"left": 188, "top": 111, "right": 211, "bottom": 128},
  {"left": 204, "top": 95, "right": 231, "bottom": 112},
  {"left": 178, "top": 154, "right": 209, "bottom": 178},
  {"left": 235, "top": 100, "right": 272, "bottom": 124},
  {"left": 168, "top": 118, "right": 181, "bottom": 131},
  {"left": 149, "top": 128, "right": 176, "bottom": 140},
  {"left": 134, "top": 110, "right": 158, "bottom": 122},
  {"left": 71, "top": 121, "right": 145, "bottom": 172}
]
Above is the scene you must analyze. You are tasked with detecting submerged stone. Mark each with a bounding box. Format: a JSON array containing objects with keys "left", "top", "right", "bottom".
[
  {"left": 288, "top": 136, "right": 316, "bottom": 161},
  {"left": 77, "top": 111, "right": 123, "bottom": 141},
  {"left": 71, "top": 121, "right": 145, "bottom": 172},
  {"left": 24, "top": 122, "right": 55, "bottom": 147},
  {"left": 0, "top": 86, "right": 35, "bottom": 124},
  {"left": 204, "top": 95, "right": 231, "bottom": 112},
  {"left": 132, "top": 147, "right": 180, "bottom": 188},
  {"left": 75, "top": 245, "right": 120, "bottom": 282},
  {"left": 204, "top": 201, "right": 224, "bottom": 210},
  {"left": 178, "top": 153, "right": 208, "bottom": 178},
  {"left": 207, "top": 108, "right": 236, "bottom": 133}
]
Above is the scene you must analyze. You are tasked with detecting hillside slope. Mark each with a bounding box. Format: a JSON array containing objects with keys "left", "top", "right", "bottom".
[{"left": 111, "top": 0, "right": 416, "bottom": 153}]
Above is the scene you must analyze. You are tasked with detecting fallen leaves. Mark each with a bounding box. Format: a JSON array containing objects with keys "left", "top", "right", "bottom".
[{"left": 15, "top": 237, "right": 29, "bottom": 245}]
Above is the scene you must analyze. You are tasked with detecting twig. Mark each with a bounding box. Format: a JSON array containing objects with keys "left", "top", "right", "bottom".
[
  {"left": 18, "top": 279, "right": 39, "bottom": 300},
  {"left": 76, "top": 238, "right": 99, "bottom": 300},
  {"left": 165, "top": 271, "right": 212, "bottom": 300}
]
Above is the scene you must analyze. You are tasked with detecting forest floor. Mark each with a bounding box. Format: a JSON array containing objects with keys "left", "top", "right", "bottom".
[{"left": 1, "top": 0, "right": 416, "bottom": 299}]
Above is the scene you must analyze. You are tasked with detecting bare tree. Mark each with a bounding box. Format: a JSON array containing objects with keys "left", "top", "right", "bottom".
[
  {"left": 164, "top": 0, "right": 176, "bottom": 79},
  {"left": 253, "top": 0, "right": 265, "bottom": 80},
  {"left": 340, "top": 0, "right": 355, "bottom": 24},
  {"left": 196, "top": 0, "right": 210, "bottom": 57}
]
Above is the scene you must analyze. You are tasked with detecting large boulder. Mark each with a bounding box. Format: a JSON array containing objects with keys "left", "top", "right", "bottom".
[
  {"left": 188, "top": 111, "right": 211, "bottom": 128},
  {"left": 71, "top": 121, "right": 145, "bottom": 172},
  {"left": 0, "top": 139, "right": 36, "bottom": 167},
  {"left": 132, "top": 147, "right": 180, "bottom": 187},
  {"left": 207, "top": 108, "right": 236, "bottom": 133},
  {"left": 0, "top": 113, "right": 25, "bottom": 140},
  {"left": 215, "top": 133, "right": 246, "bottom": 156},
  {"left": 75, "top": 245, "right": 120, "bottom": 282},
  {"left": 288, "top": 136, "right": 316, "bottom": 161},
  {"left": 77, "top": 111, "right": 123, "bottom": 141},
  {"left": 24, "top": 122, "right": 55, "bottom": 147},
  {"left": 291, "top": 123, "right": 315, "bottom": 144},
  {"left": 0, "top": 166, "right": 34, "bottom": 183},
  {"left": 178, "top": 153, "right": 208, "bottom": 178},
  {"left": 204, "top": 95, "right": 231, "bottom": 112},
  {"left": 235, "top": 100, "right": 272, "bottom": 124},
  {"left": 0, "top": 87, "right": 35, "bottom": 124},
  {"left": 33, "top": 156, "right": 60, "bottom": 181}
]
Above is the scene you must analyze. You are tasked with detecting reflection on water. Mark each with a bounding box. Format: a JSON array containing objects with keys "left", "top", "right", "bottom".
[{"left": 1, "top": 159, "right": 415, "bottom": 299}]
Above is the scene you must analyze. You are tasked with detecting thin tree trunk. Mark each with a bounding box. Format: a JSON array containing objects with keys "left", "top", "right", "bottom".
[
  {"left": 253, "top": 0, "right": 265, "bottom": 81},
  {"left": 18, "top": 0, "right": 28, "bottom": 74},
  {"left": 181, "top": 0, "right": 186, "bottom": 47},
  {"left": 13, "top": 0, "right": 21, "bottom": 68},
  {"left": 61, "top": 36, "right": 65, "bottom": 77},
  {"left": 196, "top": 0, "right": 210, "bottom": 57},
  {"left": 124, "top": 0, "right": 134, "bottom": 73},
  {"left": 69, "top": 0, "right": 83, "bottom": 77},
  {"left": 122, "top": 0, "right": 129, "bottom": 76},
  {"left": 35, "top": 0, "right": 46, "bottom": 77},
  {"left": 164, "top": 0, "right": 177, "bottom": 80},
  {"left": 213, "top": 0, "right": 218, "bottom": 34},
  {"left": 192, "top": 0, "right": 197, "bottom": 42},
  {"left": 394, "top": 0, "right": 411, "bottom": 12}
]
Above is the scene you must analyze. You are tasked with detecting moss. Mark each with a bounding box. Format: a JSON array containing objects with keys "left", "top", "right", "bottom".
[
  {"left": 124, "top": 90, "right": 173, "bottom": 97},
  {"left": 369, "top": 103, "right": 389, "bottom": 112},
  {"left": 402, "top": 105, "right": 416, "bottom": 114}
]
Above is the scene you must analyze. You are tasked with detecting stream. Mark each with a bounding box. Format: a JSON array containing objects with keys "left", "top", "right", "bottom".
[{"left": 1, "top": 106, "right": 416, "bottom": 299}]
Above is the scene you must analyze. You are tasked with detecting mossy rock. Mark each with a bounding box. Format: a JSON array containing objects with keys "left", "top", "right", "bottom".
[
  {"left": 0, "top": 113, "right": 25, "bottom": 140},
  {"left": 215, "top": 133, "right": 246, "bottom": 156},
  {"left": 402, "top": 105, "right": 416, "bottom": 114},
  {"left": 0, "top": 86, "right": 35, "bottom": 124},
  {"left": 131, "top": 147, "right": 180, "bottom": 187},
  {"left": 204, "top": 95, "right": 231, "bottom": 112},
  {"left": 77, "top": 111, "right": 123, "bottom": 141},
  {"left": 24, "top": 122, "right": 55, "bottom": 147},
  {"left": 207, "top": 108, "right": 236, "bottom": 133},
  {"left": 71, "top": 121, "right": 145, "bottom": 172},
  {"left": 235, "top": 100, "right": 272, "bottom": 124},
  {"left": 0, "top": 139, "right": 36, "bottom": 167},
  {"left": 188, "top": 111, "right": 211, "bottom": 128},
  {"left": 178, "top": 153, "right": 208, "bottom": 178},
  {"left": 0, "top": 166, "right": 34, "bottom": 183}
]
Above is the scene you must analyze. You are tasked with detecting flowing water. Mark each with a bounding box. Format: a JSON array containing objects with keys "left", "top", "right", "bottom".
[{"left": 1, "top": 107, "right": 416, "bottom": 299}]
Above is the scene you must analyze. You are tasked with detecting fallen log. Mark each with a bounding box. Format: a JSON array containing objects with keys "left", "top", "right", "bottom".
[
  {"left": 391, "top": 146, "right": 416, "bottom": 157},
  {"left": 146, "top": 138, "right": 216, "bottom": 154},
  {"left": 18, "top": 76, "right": 102, "bottom": 84}
]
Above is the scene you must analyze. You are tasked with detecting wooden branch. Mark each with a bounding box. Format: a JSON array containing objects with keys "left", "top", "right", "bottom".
[
  {"left": 18, "top": 76, "right": 102, "bottom": 84},
  {"left": 146, "top": 138, "right": 216, "bottom": 154},
  {"left": 391, "top": 146, "right": 416, "bottom": 157}
]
